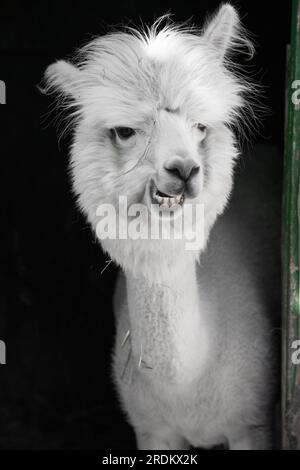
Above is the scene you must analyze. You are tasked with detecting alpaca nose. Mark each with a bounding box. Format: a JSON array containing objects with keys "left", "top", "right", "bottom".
[{"left": 164, "top": 157, "right": 200, "bottom": 182}]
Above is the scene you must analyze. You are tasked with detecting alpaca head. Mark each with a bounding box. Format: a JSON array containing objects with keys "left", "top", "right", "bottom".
[{"left": 44, "top": 4, "right": 254, "bottom": 279}]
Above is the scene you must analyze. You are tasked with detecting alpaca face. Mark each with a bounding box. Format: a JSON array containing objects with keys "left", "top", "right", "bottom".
[
  {"left": 98, "top": 107, "right": 206, "bottom": 207},
  {"left": 44, "top": 4, "right": 253, "bottom": 274}
]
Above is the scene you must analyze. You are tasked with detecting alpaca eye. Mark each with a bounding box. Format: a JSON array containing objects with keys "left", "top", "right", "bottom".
[
  {"left": 195, "top": 123, "right": 207, "bottom": 132},
  {"left": 113, "top": 127, "right": 136, "bottom": 140}
]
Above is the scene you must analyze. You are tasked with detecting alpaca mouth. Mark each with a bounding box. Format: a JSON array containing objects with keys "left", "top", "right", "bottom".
[{"left": 150, "top": 181, "right": 185, "bottom": 210}]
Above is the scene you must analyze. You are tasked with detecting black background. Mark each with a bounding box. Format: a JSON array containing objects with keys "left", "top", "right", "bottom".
[{"left": 0, "top": 0, "right": 291, "bottom": 449}]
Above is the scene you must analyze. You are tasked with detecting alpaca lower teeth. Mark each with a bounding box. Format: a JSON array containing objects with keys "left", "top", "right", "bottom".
[
  {"left": 158, "top": 196, "right": 182, "bottom": 208},
  {"left": 153, "top": 189, "right": 184, "bottom": 208}
]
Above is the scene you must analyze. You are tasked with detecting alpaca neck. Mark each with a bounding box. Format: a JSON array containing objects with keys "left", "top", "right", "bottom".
[{"left": 125, "top": 254, "right": 210, "bottom": 384}]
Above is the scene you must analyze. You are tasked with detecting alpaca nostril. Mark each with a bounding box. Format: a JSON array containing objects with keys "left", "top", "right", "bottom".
[
  {"left": 164, "top": 158, "right": 200, "bottom": 182},
  {"left": 166, "top": 167, "right": 183, "bottom": 180},
  {"left": 189, "top": 165, "right": 200, "bottom": 180}
]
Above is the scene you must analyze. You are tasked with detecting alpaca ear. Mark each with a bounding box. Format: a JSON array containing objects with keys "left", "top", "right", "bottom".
[
  {"left": 44, "top": 60, "right": 82, "bottom": 99},
  {"left": 203, "top": 4, "right": 240, "bottom": 59}
]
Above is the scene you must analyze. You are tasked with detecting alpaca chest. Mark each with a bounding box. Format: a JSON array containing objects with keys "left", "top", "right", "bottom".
[{"left": 139, "top": 365, "right": 225, "bottom": 448}]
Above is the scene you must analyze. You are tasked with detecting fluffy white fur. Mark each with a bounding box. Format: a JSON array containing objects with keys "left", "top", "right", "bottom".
[{"left": 44, "top": 4, "right": 272, "bottom": 449}]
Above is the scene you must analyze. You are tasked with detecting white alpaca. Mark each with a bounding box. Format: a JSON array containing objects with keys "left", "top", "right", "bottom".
[{"left": 45, "top": 4, "right": 273, "bottom": 450}]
